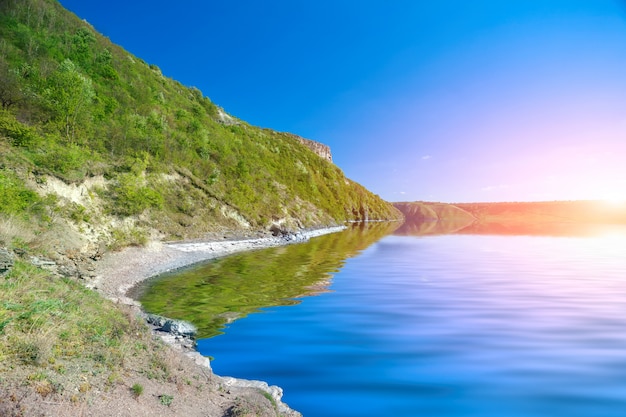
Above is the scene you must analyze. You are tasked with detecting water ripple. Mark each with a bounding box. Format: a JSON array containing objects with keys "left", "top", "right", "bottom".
[{"left": 188, "top": 231, "right": 626, "bottom": 416}]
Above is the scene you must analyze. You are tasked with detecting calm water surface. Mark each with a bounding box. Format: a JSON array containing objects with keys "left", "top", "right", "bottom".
[{"left": 140, "top": 225, "right": 626, "bottom": 416}]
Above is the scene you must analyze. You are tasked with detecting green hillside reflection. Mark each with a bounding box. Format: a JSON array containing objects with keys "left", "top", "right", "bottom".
[{"left": 137, "top": 223, "right": 398, "bottom": 338}]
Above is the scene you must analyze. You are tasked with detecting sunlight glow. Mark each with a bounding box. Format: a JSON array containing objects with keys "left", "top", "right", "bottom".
[{"left": 600, "top": 195, "right": 626, "bottom": 207}]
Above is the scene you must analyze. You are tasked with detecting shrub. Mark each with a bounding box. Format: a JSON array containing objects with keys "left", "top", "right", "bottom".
[
  {"left": 0, "top": 170, "right": 40, "bottom": 216},
  {"left": 131, "top": 383, "right": 144, "bottom": 398},
  {"left": 109, "top": 226, "right": 149, "bottom": 250},
  {"left": 34, "top": 140, "right": 91, "bottom": 177},
  {"left": 159, "top": 394, "right": 173, "bottom": 406},
  {"left": 0, "top": 111, "right": 39, "bottom": 148},
  {"left": 109, "top": 173, "right": 163, "bottom": 216}
]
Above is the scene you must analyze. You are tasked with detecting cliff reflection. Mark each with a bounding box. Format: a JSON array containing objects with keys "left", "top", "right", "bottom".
[
  {"left": 394, "top": 217, "right": 473, "bottom": 236},
  {"left": 138, "top": 222, "right": 399, "bottom": 338}
]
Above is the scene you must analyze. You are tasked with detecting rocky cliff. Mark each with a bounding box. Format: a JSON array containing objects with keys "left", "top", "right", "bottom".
[{"left": 285, "top": 133, "right": 333, "bottom": 162}]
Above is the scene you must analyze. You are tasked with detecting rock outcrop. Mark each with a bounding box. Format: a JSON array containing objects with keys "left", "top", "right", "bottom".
[
  {"left": 285, "top": 133, "right": 333, "bottom": 162},
  {"left": 216, "top": 107, "right": 238, "bottom": 125}
]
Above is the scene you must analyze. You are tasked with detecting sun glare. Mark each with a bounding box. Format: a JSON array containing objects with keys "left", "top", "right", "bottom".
[{"left": 601, "top": 195, "right": 626, "bottom": 207}]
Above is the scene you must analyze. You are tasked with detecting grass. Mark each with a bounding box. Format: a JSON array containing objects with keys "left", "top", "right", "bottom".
[
  {"left": 0, "top": 169, "right": 43, "bottom": 217},
  {"left": 261, "top": 390, "right": 278, "bottom": 411},
  {"left": 0, "top": 2, "right": 401, "bottom": 412},
  {"left": 0, "top": 259, "right": 174, "bottom": 403},
  {"left": 131, "top": 383, "right": 144, "bottom": 398}
]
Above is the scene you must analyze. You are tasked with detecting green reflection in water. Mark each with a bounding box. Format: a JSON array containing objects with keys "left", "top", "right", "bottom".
[{"left": 137, "top": 222, "right": 399, "bottom": 339}]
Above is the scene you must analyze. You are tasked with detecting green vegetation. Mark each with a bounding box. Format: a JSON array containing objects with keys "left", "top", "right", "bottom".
[
  {"left": 159, "top": 394, "right": 173, "bottom": 406},
  {"left": 131, "top": 383, "right": 144, "bottom": 398},
  {"left": 0, "top": 261, "right": 175, "bottom": 401},
  {"left": 0, "top": 1, "right": 399, "bottom": 413},
  {"left": 138, "top": 223, "right": 399, "bottom": 338},
  {"left": 0, "top": 0, "right": 400, "bottom": 245},
  {"left": 0, "top": 170, "right": 41, "bottom": 216}
]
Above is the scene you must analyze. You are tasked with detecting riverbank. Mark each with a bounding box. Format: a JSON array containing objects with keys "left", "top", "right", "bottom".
[
  {"left": 91, "top": 225, "right": 346, "bottom": 416},
  {"left": 93, "top": 226, "right": 346, "bottom": 304}
]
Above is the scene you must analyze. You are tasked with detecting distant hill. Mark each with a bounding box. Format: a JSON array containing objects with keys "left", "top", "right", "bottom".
[
  {"left": 0, "top": 0, "right": 401, "bottom": 254},
  {"left": 392, "top": 201, "right": 475, "bottom": 235},
  {"left": 394, "top": 200, "right": 626, "bottom": 236},
  {"left": 455, "top": 201, "right": 626, "bottom": 236}
]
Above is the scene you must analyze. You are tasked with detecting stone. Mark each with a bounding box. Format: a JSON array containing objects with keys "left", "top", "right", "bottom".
[
  {"left": 91, "top": 241, "right": 107, "bottom": 260},
  {"left": 57, "top": 263, "right": 78, "bottom": 278},
  {"left": 159, "top": 319, "right": 197, "bottom": 337},
  {"left": 29, "top": 256, "right": 57, "bottom": 270},
  {"left": 185, "top": 351, "right": 212, "bottom": 371},
  {"left": 269, "top": 224, "right": 287, "bottom": 237},
  {"left": 0, "top": 249, "right": 14, "bottom": 275},
  {"left": 146, "top": 314, "right": 168, "bottom": 328}
]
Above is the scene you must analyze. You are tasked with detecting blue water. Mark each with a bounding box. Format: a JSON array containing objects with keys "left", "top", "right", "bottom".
[{"left": 196, "top": 231, "right": 626, "bottom": 416}]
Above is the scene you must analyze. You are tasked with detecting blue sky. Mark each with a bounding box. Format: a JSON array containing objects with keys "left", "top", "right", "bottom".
[{"left": 59, "top": 0, "right": 626, "bottom": 203}]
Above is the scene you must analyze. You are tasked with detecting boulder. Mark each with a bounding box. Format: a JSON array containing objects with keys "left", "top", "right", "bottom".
[
  {"left": 269, "top": 223, "right": 287, "bottom": 237},
  {"left": 146, "top": 313, "right": 168, "bottom": 328},
  {"left": 159, "top": 319, "right": 197, "bottom": 337}
]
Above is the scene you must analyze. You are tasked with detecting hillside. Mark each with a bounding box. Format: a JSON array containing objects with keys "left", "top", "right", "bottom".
[
  {"left": 392, "top": 201, "right": 475, "bottom": 235},
  {"left": 0, "top": 0, "right": 401, "bottom": 415},
  {"left": 0, "top": 0, "right": 401, "bottom": 254}
]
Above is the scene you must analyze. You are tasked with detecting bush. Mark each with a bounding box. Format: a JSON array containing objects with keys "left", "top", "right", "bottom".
[
  {"left": 109, "top": 226, "right": 148, "bottom": 250},
  {"left": 131, "top": 383, "right": 144, "bottom": 398},
  {"left": 109, "top": 173, "right": 163, "bottom": 216},
  {"left": 0, "top": 110, "right": 39, "bottom": 148},
  {"left": 0, "top": 170, "right": 40, "bottom": 215},
  {"left": 34, "top": 140, "right": 91, "bottom": 177},
  {"left": 159, "top": 394, "right": 173, "bottom": 406}
]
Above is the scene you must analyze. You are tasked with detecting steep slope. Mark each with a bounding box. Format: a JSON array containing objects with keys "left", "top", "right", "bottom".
[
  {"left": 0, "top": 1, "right": 401, "bottom": 415},
  {"left": 0, "top": 0, "right": 401, "bottom": 252}
]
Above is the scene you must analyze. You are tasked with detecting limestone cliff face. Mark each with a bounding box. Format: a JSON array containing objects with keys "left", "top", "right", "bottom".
[{"left": 285, "top": 133, "right": 333, "bottom": 162}]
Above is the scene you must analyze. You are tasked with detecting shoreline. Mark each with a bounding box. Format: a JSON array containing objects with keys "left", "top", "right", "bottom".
[
  {"left": 92, "top": 225, "right": 345, "bottom": 304},
  {"left": 92, "top": 225, "right": 347, "bottom": 416}
]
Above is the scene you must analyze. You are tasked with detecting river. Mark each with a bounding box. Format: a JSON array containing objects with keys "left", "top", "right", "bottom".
[{"left": 138, "top": 222, "right": 626, "bottom": 416}]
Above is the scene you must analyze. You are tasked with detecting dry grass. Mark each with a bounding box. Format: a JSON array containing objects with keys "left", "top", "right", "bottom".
[
  {"left": 0, "top": 260, "right": 168, "bottom": 400},
  {"left": 0, "top": 217, "right": 37, "bottom": 248}
]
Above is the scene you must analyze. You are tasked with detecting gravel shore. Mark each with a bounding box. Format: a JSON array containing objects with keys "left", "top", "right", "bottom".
[
  {"left": 87, "top": 226, "right": 346, "bottom": 416},
  {"left": 92, "top": 226, "right": 346, "bottom": 304}
]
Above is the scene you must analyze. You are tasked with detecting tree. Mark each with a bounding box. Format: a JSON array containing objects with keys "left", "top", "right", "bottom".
[
  {"left": 0, "top": 58, "right": 24, "bottom": 110},
  {"left": 70, "top": 27, "right": 96, "bottom": 67},
  {"left": 45, "top": 59, "right": 94, "bottom": 143}
]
